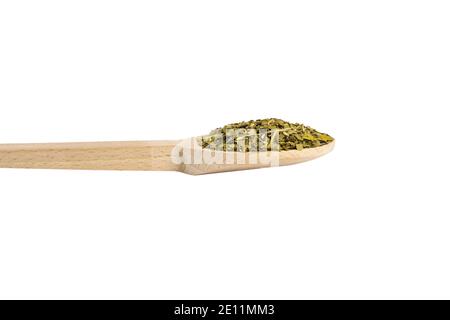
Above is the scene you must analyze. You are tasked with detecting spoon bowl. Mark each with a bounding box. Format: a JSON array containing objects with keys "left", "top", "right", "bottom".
[{"left": 181, "top": 140, "right": 335, "bottom": 175}]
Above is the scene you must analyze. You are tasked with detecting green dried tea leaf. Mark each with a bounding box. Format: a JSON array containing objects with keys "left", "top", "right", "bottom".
[{"left": 200, "top": 118, "right": 334, "bottom": 152}]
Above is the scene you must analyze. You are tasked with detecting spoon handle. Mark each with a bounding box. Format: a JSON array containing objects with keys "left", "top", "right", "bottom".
[{"left": 0, "top": 140, "right": 181, "bottom": 171}]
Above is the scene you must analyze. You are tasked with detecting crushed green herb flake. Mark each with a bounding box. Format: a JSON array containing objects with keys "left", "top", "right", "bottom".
[{"left": 200, "top": 118, "right": 334, "bottom": 152}]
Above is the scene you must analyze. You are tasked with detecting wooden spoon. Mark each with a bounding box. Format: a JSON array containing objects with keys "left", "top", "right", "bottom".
[{"left": 0, "top": 139, "right": 334, "bottom": 175}]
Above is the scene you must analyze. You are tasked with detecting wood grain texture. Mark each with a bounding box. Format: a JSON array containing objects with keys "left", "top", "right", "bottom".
[
  {"left": 0, "top": 140, "right": 335, "bottom": 174},
  {"left": 0, "top": 140, "right": 181, "bottom": 171}
]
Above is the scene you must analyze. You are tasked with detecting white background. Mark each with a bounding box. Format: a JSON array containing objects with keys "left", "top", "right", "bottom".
[{"left": 0, "top": 1, "right": 449, "bottom": 299}]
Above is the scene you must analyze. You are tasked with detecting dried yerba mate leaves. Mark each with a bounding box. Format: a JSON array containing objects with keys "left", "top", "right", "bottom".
[{"left": 200, "top": 118, "right": 334, "bottom": 152}]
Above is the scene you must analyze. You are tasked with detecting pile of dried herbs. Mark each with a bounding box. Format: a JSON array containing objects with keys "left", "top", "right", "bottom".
[{"left": 200, "top": 118, "right": 334, "bottom": 152}]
